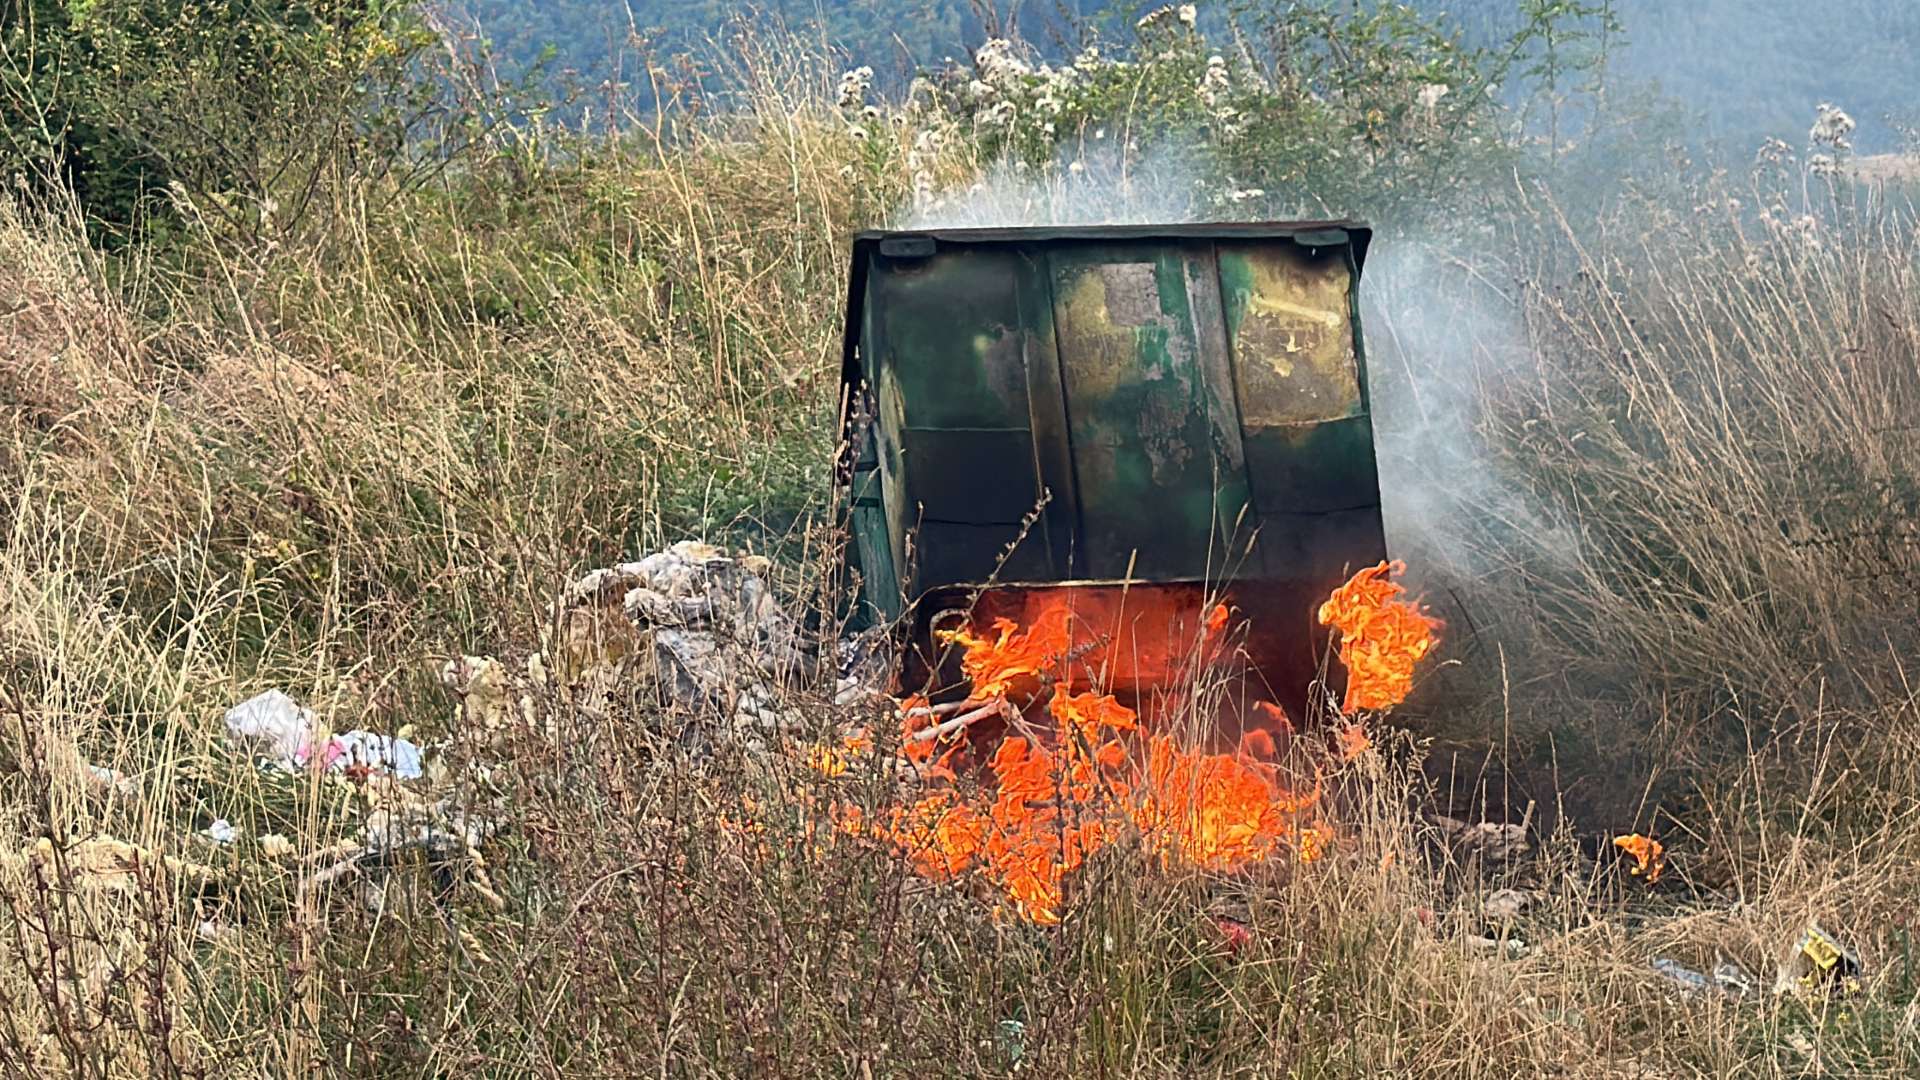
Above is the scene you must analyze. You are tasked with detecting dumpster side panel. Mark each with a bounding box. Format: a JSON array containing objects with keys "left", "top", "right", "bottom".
[
  {"left": 1047, "top": 244, "right": 1253, "bottom": 580},
  {"left": 1215, "top": 241, "right": 1386, "bottom": 583},
  {"left": 864, "top": 248, "right": 1055, "bottom": 599},
  {"left": 846, "top": 273, "right": 902, "bottom": 621},
  {"left": 845, "top": 226, "right": 1387, "bottom": 627}
]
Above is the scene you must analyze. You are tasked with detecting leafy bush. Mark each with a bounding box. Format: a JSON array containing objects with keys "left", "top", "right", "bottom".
[
  {"left": 833, "top": 2, "right": 1635, "bottom": 228},
  {"left": 1, "top": 0, "right": 459, "bottom": 244}
]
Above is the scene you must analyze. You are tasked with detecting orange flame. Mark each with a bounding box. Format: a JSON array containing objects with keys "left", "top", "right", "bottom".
[
  {"left": 891, "top": 794, "right": 987, "bottom": 880},
  {"left": 1205, "top": 602, "right": 1230, "bottom": 637},
  {"left": 938, "top": 606, "right": 1073, "bottom": 700},
  {"left": 1131, "top": 732, "right": 1323, "bottom": 869},
  {"left": 805, "top": 727, "right": 874, "bottom": 777},
  {"left": 1317, "top": 561, "right": 1441, "bottom": 713},
  {"left": 1612, "top": 833, "right": 1665, "bottom": 884},
  {"left": 820, "top": 573, "right": 1439, "bottom": 926},
  {"left": 1334, "top": 722, "right": 1372, "bottom": 762}
]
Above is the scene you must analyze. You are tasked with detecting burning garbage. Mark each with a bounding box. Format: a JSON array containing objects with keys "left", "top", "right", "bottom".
[
  {"left": 818, "top": 560, "right": 1443, "bottom": 925},
  {"left": 1613, "top": 833, "right": 1666, "bottom": 885},
  {"left": 204, "top": 537, "right": 1441, "bottom": 937}
]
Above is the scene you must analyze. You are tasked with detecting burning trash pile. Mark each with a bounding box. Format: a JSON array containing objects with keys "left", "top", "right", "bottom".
[
  {"left": 801, "top": 560, "right": 1442, "bottom": 925},
  {"left": 432, "top": 541, "right": 1443, "bottom": 930}
]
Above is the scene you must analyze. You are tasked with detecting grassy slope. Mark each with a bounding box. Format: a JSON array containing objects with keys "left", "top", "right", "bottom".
[{"left": 3, "top": 36, "right": 1920, "bottom": 1080}]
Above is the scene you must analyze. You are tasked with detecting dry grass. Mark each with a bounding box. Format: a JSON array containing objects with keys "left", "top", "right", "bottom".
[{"left": 2, "top": 57, "right": 1919, "bottom": 1078}]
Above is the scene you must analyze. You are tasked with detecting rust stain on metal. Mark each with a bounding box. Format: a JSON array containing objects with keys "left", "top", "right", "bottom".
[
  {"left": 1140, "top": 391, "right": 1194, "bottom": 483},
  {"left": 1053, "top": 260, "right": 1199, "bottom": 486},
  {"left": 1222, "top": 244, "right": 1362, "bottom": 427},
  {"left": 1099, "top": 262, "right": 1162, "bottom": 327}
]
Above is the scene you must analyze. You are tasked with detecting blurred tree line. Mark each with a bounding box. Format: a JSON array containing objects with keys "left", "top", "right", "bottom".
[
  {"left": 4, "top": 0, "right": 1912, "bottom": 248},
  {"left": 449, "top": 0, "right": 1104, "bottom": 89},
  {"left": 460, "top": 0, "right": 1920, "bottom": 151}
]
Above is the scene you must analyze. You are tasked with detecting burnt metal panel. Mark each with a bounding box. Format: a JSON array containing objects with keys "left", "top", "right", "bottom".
[
  {"left": 911, "top": 521, "right": 1054, "bottom": 594},
  {"left": 860, "top": 244, "right": 1052, "bottom": 603},
  {"left": 1013, "top": 248, "right": 1081, "bottom": 580},
  {"left": 872, "top": 249, "right": 1034, "bottom": 430},
  {"left": 899, "top": 428, "right": 1043, "bottom": 524}
]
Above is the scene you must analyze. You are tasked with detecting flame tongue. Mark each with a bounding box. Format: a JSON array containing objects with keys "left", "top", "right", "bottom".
[
  {"left": 1317, "top": 561, "right": 1441, "bottom": 713},
  {"left": 1613, "top": 833, "right": 1666, "bottom": 884},
  {"left": 1133, "top": 734, "right": 1321, "bottom": 869},
  {"left": 939, "top": 607, "right": 1073, "bottom": 700}
]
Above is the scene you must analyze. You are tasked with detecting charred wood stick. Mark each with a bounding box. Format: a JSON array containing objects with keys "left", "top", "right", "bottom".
[
  {"left": 901, "top": 699, "right": 978, "bottom": 719},
  {"left": 907, "top": 698, "right": 1006, "bottom": 742}
]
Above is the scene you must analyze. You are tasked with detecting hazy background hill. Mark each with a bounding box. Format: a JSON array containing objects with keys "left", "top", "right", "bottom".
[{"left": 454, "top": 0, "right": 1920, "bottom": 152}]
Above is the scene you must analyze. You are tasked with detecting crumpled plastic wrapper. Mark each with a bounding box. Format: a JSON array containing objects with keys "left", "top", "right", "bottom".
[{"left": 223, "top": 688, "right": 424, "bottom": 778}]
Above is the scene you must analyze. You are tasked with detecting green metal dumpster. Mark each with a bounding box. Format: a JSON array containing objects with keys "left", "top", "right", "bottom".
[{"left": 838, "top": 221, "right": 1387, "bottom": 702}]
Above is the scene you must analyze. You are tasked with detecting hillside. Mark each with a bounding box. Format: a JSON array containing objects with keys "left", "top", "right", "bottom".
[{"left": 456, "top": 0, "right": 1920, "bottom": 151}]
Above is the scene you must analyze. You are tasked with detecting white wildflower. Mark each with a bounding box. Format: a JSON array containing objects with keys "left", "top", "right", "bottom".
[
  {"left": 1808, "top": 153, "right": 1837, "bottom": 176},
  {"left": 1755, "top": 136, "right": 1795, "bottom": 167},
  {"left": 1763, "top": 208, "right": 1822, "bottom": 250},
  {"left": 1809, "top": 102, "right": 1855, "bottom": 150},
  {"left": 981, "top": 100, "right": 1017, "bottom": 129},
  {"left": 1199, "top": 54, "right": 1231, "bottom": 108},
  {"left": 976, "top": 38, "right": 1032, "bottom": 87},
  {"left": 837, "top": 66, "right": 874, "bottom": 111},
  {"left": 1417, "top": 83, "right": 1449, "bottom": 110},
  {"left": 907, "top": 76, "right": 938, "bottom": 112},
  {"left": 1137, "top": 4, "right": 1185, "bottom": 29},
  {"left": 909, "top": 129, "right": 941, "bottom": 210}
]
